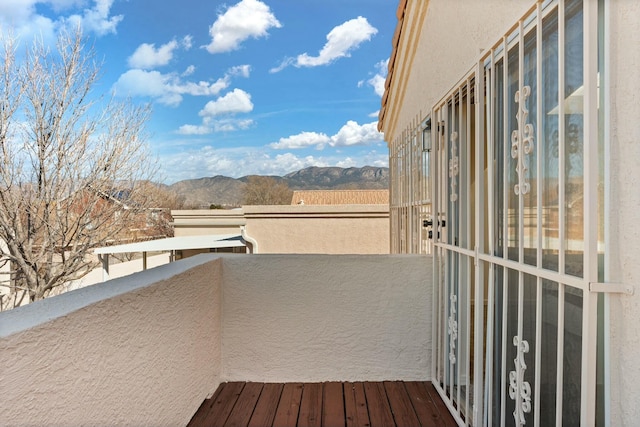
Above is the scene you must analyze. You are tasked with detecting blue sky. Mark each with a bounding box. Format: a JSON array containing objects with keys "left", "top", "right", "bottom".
[{"left": 0, "top": 0, "right": 396, "bottom": 184}]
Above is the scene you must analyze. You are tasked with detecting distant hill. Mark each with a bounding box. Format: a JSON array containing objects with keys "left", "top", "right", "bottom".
[{"left": 169, "top": 166, "right": 389, "bottom": 208}]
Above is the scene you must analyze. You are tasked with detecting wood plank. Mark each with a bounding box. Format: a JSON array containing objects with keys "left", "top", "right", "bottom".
[
  {"left": 199, "top": 382, "right": 245, "bottom": 427},
  {"left": 383, "top": 381, "right": 421, "bottom": 427},
  {"left": 187, "top": 384, "right": 227, "bottom": 427},
  {"left": 298, "top": 383, "right": 323, "bottom": 427},
  {"left": 404, "top": 381, "right": 444, "bottom": 427},
  {"left": 272, "top": 383, "right": 303, "bottom": 427},
  {"left": 322, "top": 382, "right": 345, "bottom": 427},
  {"left": 188, "top": 381, "right": 457, "bottom": 427},
  {"left": 224, "top": 382, "right": 263, "bottom": 427},
  {"left": 423, "top": 382, "right": 458, "bottom": 427},
  {"left": 343, "top": 382, "right": 370, "bottom": 427},
  {"left": 248, "top": 383, "right": 284, "bottom": 427},
  {"left": 363, "top": 382, "right": 395, "bottom": 427}
]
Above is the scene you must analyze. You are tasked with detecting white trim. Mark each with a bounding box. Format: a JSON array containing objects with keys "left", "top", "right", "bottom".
[
  {"left": 589, "top": 282, "right": 634, "bottom": 295},
  {"left": 582, "top": 1, "right": 601, "bottom": 424},
  {"left": 602, "top": 0, "right": 612, "bottom": 422}
]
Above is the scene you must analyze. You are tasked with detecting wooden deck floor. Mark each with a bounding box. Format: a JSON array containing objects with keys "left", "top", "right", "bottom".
[{"left": 187, "top": 381, "right": 457, "bottom": 427}]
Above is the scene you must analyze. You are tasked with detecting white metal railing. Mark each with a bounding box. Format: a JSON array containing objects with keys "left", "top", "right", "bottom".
[
  {"left": 429, "top": 1, "right": 604, "bottom": 426},
  {"left": 390, "top": 116, "right": 433, "bottom": 254}
]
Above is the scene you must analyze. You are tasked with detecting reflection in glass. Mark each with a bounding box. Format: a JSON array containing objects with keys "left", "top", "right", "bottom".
[
  {"left": 541, "top": 9, "right": 560, "bottom": 272},
  {"left": 504, "top": 269, "right": 518, "bottom": 426},
  {"left": 494, "top": 60, "right": 505, "bottom": 258},
  {"left": 491, "top": 265, "right": 505, "bottom": 425},
  {"left": 564, "top": 0, "right": 584, "bottom": 278},
  {"left": 523, "top": 30, "right": 538, "bottom": 267},
  {"left": 563, "top": 286, "right": 583, "bottom": 426},
  {"left": 507, "top": 47, "right": 520, "bottom": 262},
  {"left": 540, "top": 280, "right": 559, "bottom": 425}
]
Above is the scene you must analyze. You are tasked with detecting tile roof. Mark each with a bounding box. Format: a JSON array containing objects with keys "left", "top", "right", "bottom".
[
  {"left": 291, "top": 189, "right": 389, "bottom": 205},
  {"left": 378, "top": 0, "right": 407, "bottom": 131}
]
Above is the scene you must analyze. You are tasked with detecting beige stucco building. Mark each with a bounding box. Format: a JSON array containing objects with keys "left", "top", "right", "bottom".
[{"left": 172, "top": 203, "right": 390, "bottom": 255}]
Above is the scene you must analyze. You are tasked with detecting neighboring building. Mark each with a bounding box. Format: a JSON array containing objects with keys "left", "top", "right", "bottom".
[
  {"left": 379, "top": 0, "right": 639, "bottom": 426},
  {"left": 172, "top": 203, "right": 390, "bottom": 255}
]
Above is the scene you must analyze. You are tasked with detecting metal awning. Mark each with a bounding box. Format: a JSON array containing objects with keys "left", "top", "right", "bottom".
[
  {"left": 94, "top": 234, "right": 245, "bottom": 255},
  {"left": 93, "top": 234, "right": 245, "bottom": 282}
]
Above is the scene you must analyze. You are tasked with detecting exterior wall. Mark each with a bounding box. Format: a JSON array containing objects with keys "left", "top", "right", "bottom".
[
  {"left": 0, "top": 253, "right": 431, "bottom": 426},
  {"left": 383, "top": 0, "right": 532, "bottom": 143},
  {"left": 172, "top": 209, "right": 246, "bottom": 236},
  {"left": 173, "top": 205, "right": 390, "bottom": 254},
  {"left": 607, "top": 1, "right": 640, "bottom": 425},
  {"left": 1, "top": 255, "right": 222, "bottom": 427},
  {"left": 242, "top": 205, "right": 389, "bottom": 254},
  {"left": 221, "top": 254, "right": 432, "bottom": 382}
]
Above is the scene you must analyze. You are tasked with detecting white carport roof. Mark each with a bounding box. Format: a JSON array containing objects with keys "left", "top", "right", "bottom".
[{"left": 94, "top": 234, "right": 245, "bottom": 255}]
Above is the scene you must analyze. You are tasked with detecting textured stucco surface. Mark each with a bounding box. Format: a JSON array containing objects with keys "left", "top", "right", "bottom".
[
  {"left": 1, "top": 255, "right": 222, "bottom": 427},
  {"left": 1, "top": 254, "right": 432, "bottom": 426},
  {"left": 607, "top": 1, "right": 640, "bottom": 425},
  {"left": 221, "top": 254, "right": 432, "bottom": 382},
  {"left": 243, "top": 215, "right": 389, "bottom": 254},
  {"left": 383, "top": 0, "right": 532, "bottom": 141}
]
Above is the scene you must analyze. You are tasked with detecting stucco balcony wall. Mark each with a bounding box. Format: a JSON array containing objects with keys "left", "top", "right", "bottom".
[
  {"left": 221, "top": 254, "right": 432, "bottom": 383},
  {"left": 0, "top": 254, "right": 432, "bottom": 427}
]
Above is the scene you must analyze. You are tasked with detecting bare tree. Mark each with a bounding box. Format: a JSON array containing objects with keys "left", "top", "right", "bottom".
[
  {"left": 0, "top": 29, "right": 157, "bottom": 307},
  {"left": 242, "top": 176, "right": 293, "bottom": 205},
  {"left": 133, "top": 181, "right": 187, "bottom": 238}
]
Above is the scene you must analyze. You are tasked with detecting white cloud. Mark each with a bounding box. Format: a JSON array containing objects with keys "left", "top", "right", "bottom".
[
  {"left": 0, "top": 0, "right": 38, "bottom": 23},
  {"left": 182, "top": 65, "right": 196, "bottom": 77},
  {"left": 112, "top": 65, "right": 250, "bottom": 106},
  {"left": 367, "top": 58, "right": 388, "bottom": 97},
  {"left": 176, "top": 89, "right": 255, "bottom": 135},
  {"left": 0, "top": 0, "right": 122, "bottom": 41},
  {"left": 177, "top": 118, "right": 255, "bottom": 135},
  {"left": 199, "top": 89, "right": 253, "bottom": 117},
  {"left": 211, "top": 118, "right": 254, "bottom": 132},
  {"left": 181, "top": 35, "right": 193, "bottom": 50},
  {"left": 270, "top": 120, "right": 383, "bottom": 150},
  {"left": 128, "top": 40, "right": 179, "bottom": 69},
  {"left": 368, "top": 110, "right": 380, "bottom": 118},
  {"left": 127, "top": 35, "right": 194, "bottom": 70},
  {"left": 270, "top": 132, "right": 332, "bottom": 150},
  {"left": 113, "top": 69, "right": 168, "bottom": 97},
  {"left": 63, "top": 0, "right": 123, "bottom": 36},
  {"left": 331, "top": 120, "right": 383, "bottom": 147},
  {"left": 228, "top": 64, "right": 251, "bottom": 78},
  {"left": 271, "top": 16, "right": 377, "bottom": 73},
  {"left": 204, "top": 0, "right": 281, "bottom": 54},
  {"left": 176, "top": 124, "right": 211, "bottom": 135},
  {"left": 269, "top": 57, "right": 295, "bottom": 74}
]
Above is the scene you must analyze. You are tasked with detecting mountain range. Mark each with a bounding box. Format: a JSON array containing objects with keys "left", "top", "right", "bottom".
[{"left": 169, "top": 166, "right": 389, "bottom": 208}]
